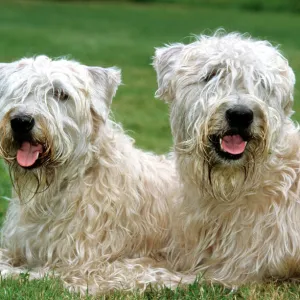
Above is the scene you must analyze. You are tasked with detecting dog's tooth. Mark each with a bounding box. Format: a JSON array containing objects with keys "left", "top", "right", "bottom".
[{"left": 219, "top": 138, "right": 224, "bottom": 151}]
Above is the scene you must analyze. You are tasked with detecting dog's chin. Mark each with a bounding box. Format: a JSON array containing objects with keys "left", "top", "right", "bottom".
[{"left": 209, "top": 130, "right": 251, "bottom": 162}]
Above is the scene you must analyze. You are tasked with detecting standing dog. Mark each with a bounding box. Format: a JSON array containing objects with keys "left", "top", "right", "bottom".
[
  {"left": 0, "top": 56, "right": 188, "bottom": 294},
  {"left": 153, "top": 32, "right": 300, "bottom": 285}
]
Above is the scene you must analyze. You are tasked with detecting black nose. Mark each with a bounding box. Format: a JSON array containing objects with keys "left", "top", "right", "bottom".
[
  {"left": 10, "top": 116, "right": 35, "bottom": 134},
  {"left": 226, "top": 105, "right": 253, "bottom": 129}
]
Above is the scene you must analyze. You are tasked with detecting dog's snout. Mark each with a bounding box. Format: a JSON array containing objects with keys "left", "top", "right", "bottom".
[
  {"left": 10, "top": 116, "right": 35, "bottom": 134},
  {"left": 226, "top": 105, "right": 253, "bottom": 129}
]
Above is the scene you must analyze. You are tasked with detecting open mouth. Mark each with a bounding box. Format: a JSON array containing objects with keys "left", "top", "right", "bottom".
[
  {"left": 210, "top": 131, "right": 250, "bottom": 160},
  {"left": 16, "top": 141, "right": 44, "bottom": 169}
]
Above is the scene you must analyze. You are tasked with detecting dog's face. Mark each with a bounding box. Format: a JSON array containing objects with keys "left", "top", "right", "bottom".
[
  {"left": 153, "top": 33, "right": 295, "bottom": 166},
  {"left": 0, "top": 56, "right": 121, "bottom": 171}
]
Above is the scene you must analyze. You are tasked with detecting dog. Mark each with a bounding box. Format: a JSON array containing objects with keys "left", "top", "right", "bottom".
[
  {"left": 153, "top": 31, "right": 300, "bottom": 286},
  {"left": 0, "top": 56, "right": 190, "bottom": 294}
]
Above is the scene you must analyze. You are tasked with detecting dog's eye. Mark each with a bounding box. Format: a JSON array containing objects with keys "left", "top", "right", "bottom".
[
  {"left": 53, "top": 89, "right": 69, "bottom": 101},
  {"left": 204, "top": 70, "right": 218, "bottom": 82}
]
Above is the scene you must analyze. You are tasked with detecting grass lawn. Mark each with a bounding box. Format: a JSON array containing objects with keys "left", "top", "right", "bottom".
[{"left": 0, "top": 0, "right": 300, "bottom": 298}]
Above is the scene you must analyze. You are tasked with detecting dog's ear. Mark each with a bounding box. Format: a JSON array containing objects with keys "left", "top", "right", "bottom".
[
  {"left": 0, "top": 63, "right": 8, "bottom": 74},
  {"left": 88, "top": 66, "right": 121, "bottom": 121},
  {"left": 282, "top": 65, "right": 296, "bottom": 116},
  {"left": 153, "top": 44, "right": 184, "bottom": 102}
]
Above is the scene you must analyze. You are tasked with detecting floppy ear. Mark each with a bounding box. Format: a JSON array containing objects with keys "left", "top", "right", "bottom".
[
  {"left": 0, "top": 64, "right": 7, "bottom": 96},
  {"left": 282, "top": 65, "right": 295, "bottom": 116},
  {"left": 0, "top": 63, "right": 9, "bottom": 76},
  {"left": 0, "top": 63, "right": 10, "bottom": 93},
  {"left": 88, "top": 66, "right": 121, "bottom": 121},
  {"left": 153, "top": 44, "right": 184, "bottom": 102}
]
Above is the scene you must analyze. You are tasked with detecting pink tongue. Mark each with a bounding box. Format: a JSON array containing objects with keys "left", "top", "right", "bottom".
[
  {"left": 221, "top": 135, "right": 246, "bottom": 155},
  {"left": 17, "top": 142, "right": 43, "bottom": 167}
]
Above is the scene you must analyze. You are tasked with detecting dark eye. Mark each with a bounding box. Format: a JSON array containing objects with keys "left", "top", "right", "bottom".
[
  {"left": 53, "top": 89, "right": 69, "bottom": 101},
  {"left": 204, "top": 70, "right": 218, "bottom": 82}
]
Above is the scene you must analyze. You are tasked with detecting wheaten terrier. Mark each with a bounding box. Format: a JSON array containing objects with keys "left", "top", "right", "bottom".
[
  {"left": 153, "top": 32, "right": 300, "bottom": 286},
  {"left": 0, "top": 56, "right": 190, "bottom": 294}
]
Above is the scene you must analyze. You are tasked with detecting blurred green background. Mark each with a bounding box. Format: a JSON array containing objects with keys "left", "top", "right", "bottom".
[{"left": 0, "top": 0, "right": 299, "bottom": 217}]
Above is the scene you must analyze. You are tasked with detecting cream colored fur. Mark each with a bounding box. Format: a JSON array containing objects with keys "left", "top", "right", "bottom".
[
  {"left": 153, "top": 32, "right": 300, "bottom": 286},
  {"left": 0, "top": 56, "right": 194, "bottom": 294}
]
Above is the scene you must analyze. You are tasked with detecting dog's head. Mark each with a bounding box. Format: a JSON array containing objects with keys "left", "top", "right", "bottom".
[
  {"left": 0, "top": 56, "right": 121, "bottom": 194},
  {"left": 153, "top": 32, "right": 295, "bottom": 167}
]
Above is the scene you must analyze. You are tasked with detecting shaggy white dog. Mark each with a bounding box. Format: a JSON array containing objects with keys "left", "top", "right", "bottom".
[
  {"left": 0, "top": 56, "right": 190, "bottom": 294},
  {"left": 153, "top": 32, "right": 300, "bottom": 286}
]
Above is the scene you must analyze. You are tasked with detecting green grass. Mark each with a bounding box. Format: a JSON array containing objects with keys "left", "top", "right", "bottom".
[
  {"left": 2, "top": 276, "right": 300, "bottom": 300},
  {"left": 132, "top": 0, "right": 300, "bottom": 14},
  {"left": 0, "top": 0, "right": 300, "bottom": 298}
]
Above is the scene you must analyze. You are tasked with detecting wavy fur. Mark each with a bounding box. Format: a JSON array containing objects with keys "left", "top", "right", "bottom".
[
  {"left": 153, "top": 32, "right": 300, "bottom": 286},
  {"left": 0, "top": 56, "right": 194, "bottom": 294}
]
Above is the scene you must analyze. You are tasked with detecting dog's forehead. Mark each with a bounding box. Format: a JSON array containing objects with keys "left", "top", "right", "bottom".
[
  {"left": 2, "top": 56, "right": 91, "bottom": 94},
  {"left": 0, "top": 56, "right": 96, "bottom": 105},
  {"left": 17, "top": 56, "right": 88, "bottom": 78},
  {"left": 181, "top": 36, "right": 284, "bottom": 70}
]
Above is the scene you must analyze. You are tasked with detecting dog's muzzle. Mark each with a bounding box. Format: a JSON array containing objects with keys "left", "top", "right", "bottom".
[
  {"left": 10, "top": 115, "right": 43, "bottom": 168},
  {"left": 210, "top": 105, "right": 253, "bottom": 160}
]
